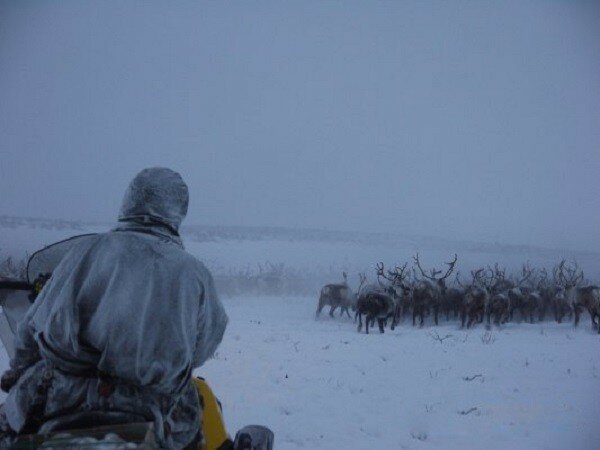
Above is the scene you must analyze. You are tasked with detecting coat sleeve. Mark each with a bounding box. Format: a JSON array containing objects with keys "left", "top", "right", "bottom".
[
  {"left": 10, "top": 297, "right": 43, "bottom": 371},
  {"left": 192, "top": 267, "right": 228, "bottom": 368}
]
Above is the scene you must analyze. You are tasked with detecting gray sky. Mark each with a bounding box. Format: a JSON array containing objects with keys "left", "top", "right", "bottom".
[{"left": 1, "top": 1, "right": 599, "bottom": 251}]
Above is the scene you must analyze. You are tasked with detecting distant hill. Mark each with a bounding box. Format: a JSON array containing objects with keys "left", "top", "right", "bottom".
[
  {"left": 1, "top": 215, "right": 599, "bottom": 295},
  {"left": 1, "top": 215, "right": 596, "bottom": 259}
]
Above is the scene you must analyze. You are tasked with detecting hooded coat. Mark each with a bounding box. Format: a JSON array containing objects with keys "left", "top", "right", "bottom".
[{"left": 3, "top": 168, "right": 228, "bottom": 448}]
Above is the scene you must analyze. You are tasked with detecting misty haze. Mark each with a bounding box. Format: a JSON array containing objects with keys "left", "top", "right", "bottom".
[{"left": 0, "top": 2, "right": 599, "bottom": 450}]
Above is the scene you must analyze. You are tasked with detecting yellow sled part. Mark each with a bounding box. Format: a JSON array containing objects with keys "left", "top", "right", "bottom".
[{"left": 193, "top": 378, "right": 230, "bottom": 450}]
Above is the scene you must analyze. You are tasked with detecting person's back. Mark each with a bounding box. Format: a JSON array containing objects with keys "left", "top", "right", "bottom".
[{"left": 0, "top": 168, "right": 228, "bottom": 449}]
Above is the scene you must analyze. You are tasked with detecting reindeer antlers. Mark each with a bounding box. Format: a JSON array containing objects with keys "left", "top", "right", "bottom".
[
  {"left": 442, "top": 254, "right": 458, "bottom": 280},
  {"left": 390, "top": 263, "right": 409, "bottom": 282},
  {"left": 556, "top": 259, "right": 583, "bottom": 288},
  {"left": 518, "top": 262, "right": 535, "bottom": 286},
  {"left": 470, "top": 268, "right": 486, "bottom": 285},
  {"left": 377, "top": 262, "right": 409, "bottom": 286},
  {"left": 488, "top": 263, "right": 506, "bottom": 280},
  {"left": 413, "top": 254, "right": 435, "bottom": 281},
  {"left": 357, "top": 272, "right": 368, "bottom": 295},
  {"left": 455, "top": 272, "right": 466, "bottom": 289},
  {"left": 413, "top": 253, "right": 458, "bottom": 281},
  {"left": 376, "top": 262, "right": 391, "bottom": 287}
]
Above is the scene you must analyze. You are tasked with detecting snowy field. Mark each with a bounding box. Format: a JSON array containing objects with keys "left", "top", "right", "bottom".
[
  {"left": 201, "top": 296, "right": 600, "bottom": 450},
  {"left": 0, "top": 294, "right": 598, "bottom": 449},
  {"left": 1, "top": 217, "right": 600, "bottom": 449}
]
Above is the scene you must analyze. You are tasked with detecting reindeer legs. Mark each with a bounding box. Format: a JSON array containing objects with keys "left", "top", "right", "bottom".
[{"left": 315, "top": 298, "right": 326, "bottom": 319}]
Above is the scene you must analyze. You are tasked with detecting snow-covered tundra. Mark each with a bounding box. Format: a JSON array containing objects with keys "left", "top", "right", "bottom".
[
  {"left": 197, "top": 296, "right": 600, "bottom": 450},
  {"left": 0, "top": 294, "right": 598, "bottom": 449}
]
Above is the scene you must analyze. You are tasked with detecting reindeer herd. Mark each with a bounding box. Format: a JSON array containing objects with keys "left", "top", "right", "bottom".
[{"left": 316, "top": 255, "right": 600, "bottom": 334}]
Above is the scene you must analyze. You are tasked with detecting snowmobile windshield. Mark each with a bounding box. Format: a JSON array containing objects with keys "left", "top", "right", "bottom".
[
  {"left": 26, "top": 234, "right": 97, "bottom": 283},
  {"left": 118, "top": 167, "right": 189, "bottom": 234}
]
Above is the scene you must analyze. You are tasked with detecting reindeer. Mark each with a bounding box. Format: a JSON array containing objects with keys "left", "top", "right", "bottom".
[
  {"left": 410, "top": 280, "right": 433, "bottom": 327},
  {"left": 316, "top": 272, "right": 364, "bottom": 319},
  {"left": 550, "top": 261, "right": 573, "bottom": 323},
  {"left": 376, "top": 262, "right": 411, "bottom": 326},
  {"left": 574, "top": 286, "right": 600, "bottom": 333},
  {"left": 553, "top": 260, "right": 584, "bottom": 325},
  {"left": 484, "top": 265, "right": 511, "bottom": 327},
  {"left": 413, "top": 254, "right": 458, "bottom": 326},
  {"left": 507, "top": 263, "right": 537, "bottom": 323},
  {"left": 442, "top": 273, "right": 464, "bottom": 321},
  {"left": 355, "top": 276, "right": 396, "bottom": 334},
  {"left": 536, "top": 268, "right": 556, "bottom": 321},
  {"left": 556, "top": 260, "right": 600, "bottom": 332},
  {"left": 460, "top": 269, "right": 489, "bottom": 328},
  {"left": 355, "top": 293, "right": 396, "bottom": 334}
]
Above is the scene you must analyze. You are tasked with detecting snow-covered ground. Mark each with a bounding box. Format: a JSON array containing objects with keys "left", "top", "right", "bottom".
[
  {"left": 201, "top": 296, "right": 600, "bottom": 450},
  {"left": 0, "top": 294, "right": 598, "bottom": 449},
  {"left": 1, "top": 216, "right": 599, "bottom": 449}
]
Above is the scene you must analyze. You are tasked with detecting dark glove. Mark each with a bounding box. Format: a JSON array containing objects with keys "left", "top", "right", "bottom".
[
  {"left": 1, "top": 368, "right": 22, "bottom": 393},
  {"left": 233, "top": 426, "right": 274, "bottom": 450}
]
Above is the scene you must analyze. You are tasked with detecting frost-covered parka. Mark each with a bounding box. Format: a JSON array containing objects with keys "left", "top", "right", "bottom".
[{"left": 3, "top": 168, "right": 228, "bottom": 448}]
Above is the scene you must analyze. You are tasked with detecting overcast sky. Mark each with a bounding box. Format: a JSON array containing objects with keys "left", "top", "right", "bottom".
[{"left": 1, "top": 1, "right": 599, "bottom": 251}]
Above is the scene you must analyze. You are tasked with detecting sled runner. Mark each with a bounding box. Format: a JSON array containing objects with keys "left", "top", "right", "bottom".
[{"left": 0, "top": 236, "right": 274, "bottom": 450}]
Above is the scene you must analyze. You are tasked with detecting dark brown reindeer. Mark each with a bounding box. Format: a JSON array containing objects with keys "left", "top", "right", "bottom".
[
  {"left": 442, "top": 274, "right": 464, "bottom": 321},
  {"left": 551, "top": 262, "right": 573, "bottom": 323},
  {"left": 355, "top": 291, "right": 397, "bottom": 334},
  {"left": 376, "top": 262, "right": 411, "bottom": 326},
  {"left": 410, "top": 280, "right": 433, "bottom": 327},
  {"left": 413, "top": 253, "right": 458, "bottom": 326},
  {"left": 482, "top": 263, "right": 538, "bottom": 325},
  {"left": 484, "top": 265, "right": 511, "bottom": 327},
  {"left": 316, "top": 272, "right": 365, "bottom": 319},
  {"left": 507, "top": 263, "right": 537, "bottom": 323},
  {"left": 355, "top": 266, "right": 397, "bottom": 334},
  {"left": 489, "top": 263, "right": 513, "bottom": 293},
  {"left": 524, "top": 276, "right": 545, "bottom": 323},
  {"left": 536, "top": 268, "right": 556, "bottom": 321},
  {"left": 460, "top": 268, "right": 489, "bottom": 328}
]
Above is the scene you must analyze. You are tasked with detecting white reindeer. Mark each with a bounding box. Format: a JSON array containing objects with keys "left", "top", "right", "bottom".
[{"left": 316, "top": 272, "right": 365, "bottom": 319}]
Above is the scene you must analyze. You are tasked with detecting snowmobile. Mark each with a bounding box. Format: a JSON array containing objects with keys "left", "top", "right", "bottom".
[{"left": 0, "top": 235, "right": 274, "bottom": 450}]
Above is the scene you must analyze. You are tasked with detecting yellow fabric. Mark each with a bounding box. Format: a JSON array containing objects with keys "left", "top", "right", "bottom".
[{"left": 193, "top": 378, "right": 229, "bottom": 450}]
